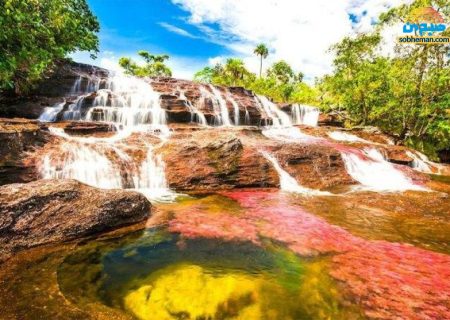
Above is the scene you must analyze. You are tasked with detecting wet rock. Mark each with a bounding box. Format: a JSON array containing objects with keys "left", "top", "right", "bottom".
[
  {"left": 318, "top": 112, "right": 344, "bottom": 127},
  {"left": 272, "top": 143, "right": 355, "bottom": 189},
  {"left": 0, "top": 118, "right": 48, "bottom": 185},
  {"left": 160, "top": 129, "right": 279, "bottom": 190},
  {"left": 159, "top": 128, "right": 353, "bottom": 190},
  {"left": 0, "top": 179, "right": 151, "bottom": 261},
  {"left": 62, "top": 121, "right": 116, "bottom": 135}
]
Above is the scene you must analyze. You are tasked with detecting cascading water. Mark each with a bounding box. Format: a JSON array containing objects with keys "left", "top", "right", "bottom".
[
  {"left": 291, "top": 104, "right": 319, "bottom": 126},
  {"left": 40, "top": 141, "right": 123, "bottom": 190},
  {"left": 132, "top": 146, "right": 175, "bottom": 201},
  {"left": 340, "top": 148, "right": 427, "bottom": 192},
  {"left": 208, "top": 84, "right": 232, "bottom": 126},
  {"left": 256, "top": 95, "right": 291, "bottom": 127},
  {"left": 62, "top": 96, "right": 86, "bottom": 121},
  {"left": 177, "top": 87, "right": 207, "bottom": 126},
  {"left": 406, "top": 150, "right": 443, "bottom": 174},
  {"left": 328, "top": 131, "right": 371, "bottom": 143},
  {"left": 38, "top": 74, "right": 176, "bottom": 201},
  {"left": 227, "top": 92, "right": 240, "bottom": 125},
  {"left": 261, "top": 151, "right": 330, "bottom": 195},
  {"left": 254, "top": 95, "right": 315, "bottom": 142},
  {"left": 84, "top": 75, "right": 168, "bottom": 136},
  {"left": 38, "top": 102, "right": 65, "bottom": 122}
]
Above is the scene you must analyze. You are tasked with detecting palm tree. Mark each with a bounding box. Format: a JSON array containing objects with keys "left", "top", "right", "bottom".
[{"left": 254, "top": 44, "right": 269, "bottom": 77}]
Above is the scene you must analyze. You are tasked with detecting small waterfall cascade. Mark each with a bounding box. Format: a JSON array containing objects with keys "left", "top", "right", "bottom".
[
  {"left": 39, "top": 128, "right": 176, "bottom": 201},
  {"left": 406, "top": 150, "right": 442, "bottom": 174},
  {"left": 340, "top": 148, "right": 426, "bottom": 192},
  {"left": 208, "top": 84, "right": 232, "bottom": 126},
  {"left": 177, "top": 87, "right": 208, "bottom": 126},
  {"left": 37, "top": 74, "right": 176, "bottom": 201},
  {"left": 62, "top": 96, "right": 86, "bottom": 121},
  {"left": 38, "top": 101, "right": 65, "bottom": 122},
  {"left": 244, "top": 107, "right": 251, "bottom": 125},
  {"left": 132, "top": 146, "right": 175, "bottom": 201},
  {"left": 291, "top": 104, "right": 319, "bottom": 126},
  {"left": 42, "top": 74, "right": 169, "bottom": 136},
  {"left": 227, "top": 92, "right": 240, "bottom": 125},
  {"left": 255, "top": 95, "right": 292, "bottom": 127},
  {"left": 40, "top": 135, "right": 123, "bottom": 190},
  {"left": 70, "top": 75, "right": 102, "bottom": 95},
  {"left": 256, "top": 95, "right": 321, "bottom": 143},
  {"left": 261, "top": 151, "right": 330, "bottom": 195},
  {"left": 83, "top": 75, "right": 168, "bottom": 135},
  {"left": 328, "top": 131, "right": 371, "bottom": 143}
]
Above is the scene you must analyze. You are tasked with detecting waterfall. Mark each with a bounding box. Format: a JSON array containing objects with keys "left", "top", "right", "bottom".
[
  {"left": 40, "top": 142, "right": 123, "bottom": 189},
  {"left": 37, "top": 73, "right": 177, "bottom": 201},
  {"left": 178, "top": 87, "right": 208, "bottom": 126},
  {"left": 132, "top": 146, "right": 176, "bottom": 201},
  {"left": 340, "top": 148, "right": 427, "bottom": 192},
  {"left": 38, "top": 102, "right": 65, "bottom": 122},
  {"left": 87, "top": 75, "right": 168, "bottom": 134},
  {"left": 70, "top": 77, "right": 82, "bottom": 95},
  {"left": 255, "top": 95, "right": 292, "bottom": 127},
  {"left": 70, "top": 75, "right": 101, "bottom": 95},
  {"left": 328, "top": 131, "right": 371, "bottom": 143},
  {"left": 44, "top": 74, "right": 169, "bottom": 137},
  {"left": 208, "top": 84, "right": 232, "bottom": 126},
  {"left": 244, "top": 107, "right": 250, "bottom": 125},
  {"left": 227, "top": 92, "right": 240, "bottom": 125},
  {"left": 406, "top": 150, "right": 440, "bottom": 174},
  {"left": 291, "top": 104, "right": 319, "bottom": 126},
  {"left": 62, "top": 96, "right": 86, "bottom": 121},
  {"left": 40, "top": 128, "right": 176, "bottom": 201},
  {"left": 261, "top": 151, "right": 330, "bottom": 195}
]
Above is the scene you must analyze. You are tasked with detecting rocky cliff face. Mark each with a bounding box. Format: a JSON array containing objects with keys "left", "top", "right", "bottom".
[{"left": 0, "top": 118, "right": 48, "bottom": 185}]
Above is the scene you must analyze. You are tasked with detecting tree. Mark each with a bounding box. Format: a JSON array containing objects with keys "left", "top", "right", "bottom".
[
  {"left": 320, "top": 0, "right": 450, "bottom": 158},
  {"left": 118, "top": 51, "right": 172, "bottom": 77},
  {"left": 0, "top": 0, "right": 100, "bottom": 95},
  {"left": 254, "top": 44, "right": 269, "bottom": 77},
  {"left": 267, "top": 61, "right": 296, "bottom": 84}
]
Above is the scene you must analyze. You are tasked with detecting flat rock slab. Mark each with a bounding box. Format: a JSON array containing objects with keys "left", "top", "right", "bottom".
[{"left": 0, "top": 179, "right": 151, "bottom": 261}]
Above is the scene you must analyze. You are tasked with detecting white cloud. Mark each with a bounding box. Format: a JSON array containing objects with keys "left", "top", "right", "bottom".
[
  {"left": 158, "top": 22, "right": 200, "bottom": 39},
  {"left": 171, "top": 0, "right": 412, "bottom": 80}
]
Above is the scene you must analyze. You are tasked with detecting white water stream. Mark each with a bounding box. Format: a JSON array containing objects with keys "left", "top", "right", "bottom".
[
  {"left": 291, "top": 104, "right": 319, "bottom": 126},
  {"left": 341, "top": 148, "right": 427, "bottom": 192},
  {"left": 38, "top": 75, "right": 176, "bottom": 201}
]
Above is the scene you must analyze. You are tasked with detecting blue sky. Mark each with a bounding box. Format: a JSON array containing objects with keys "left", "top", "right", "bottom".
[{"left": 73, "top": 0, "right": 407, "bottom": 80}]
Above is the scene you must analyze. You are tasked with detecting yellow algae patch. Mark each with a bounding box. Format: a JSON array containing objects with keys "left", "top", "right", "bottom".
[{"left": 124, "top": 264, "right": 263, "bottom": 320}]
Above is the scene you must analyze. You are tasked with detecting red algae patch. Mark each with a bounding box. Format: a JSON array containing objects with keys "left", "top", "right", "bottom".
[{"left": 168, "top": 191, "right": 450, "bottom": 319}]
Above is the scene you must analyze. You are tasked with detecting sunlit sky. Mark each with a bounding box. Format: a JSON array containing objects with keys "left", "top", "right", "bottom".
[{"left": 72, "top": 0, "right": 410, "bottom": 81}]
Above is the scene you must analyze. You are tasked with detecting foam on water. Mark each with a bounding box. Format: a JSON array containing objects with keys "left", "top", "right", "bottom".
[
  {"left": 328, "top": 131, "right": 371, "bottom": 143},
  {"left": 341, "top": 148, "right": 427, "bottom": 192}
]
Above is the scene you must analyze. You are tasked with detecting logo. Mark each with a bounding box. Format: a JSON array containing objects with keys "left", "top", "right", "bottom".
[{"left": 399, "top": 7, "right": 449, "bottom": 45}]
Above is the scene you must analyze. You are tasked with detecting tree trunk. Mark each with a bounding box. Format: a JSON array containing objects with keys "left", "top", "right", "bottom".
[{"left": 259, "top": 56, "right": 263, "bottom": 78}]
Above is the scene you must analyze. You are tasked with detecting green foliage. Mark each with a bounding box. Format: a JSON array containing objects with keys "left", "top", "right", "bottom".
[
  {"left": 0, "top": 0, "right": 99, "bottom": 94},
  {"left": 118, "top": 51, "right": 172, "bottom": 77},
  {"left": 320, "top": 0, "right": 450, "bottom": 158},
  {"left": 195, "top": 59, "right": 318, "bottom": 104}
]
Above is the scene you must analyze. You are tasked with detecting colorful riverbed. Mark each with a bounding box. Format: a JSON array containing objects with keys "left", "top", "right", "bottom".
[{"left": 1, "top": 187, "right": 449, "bottom": 320}]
